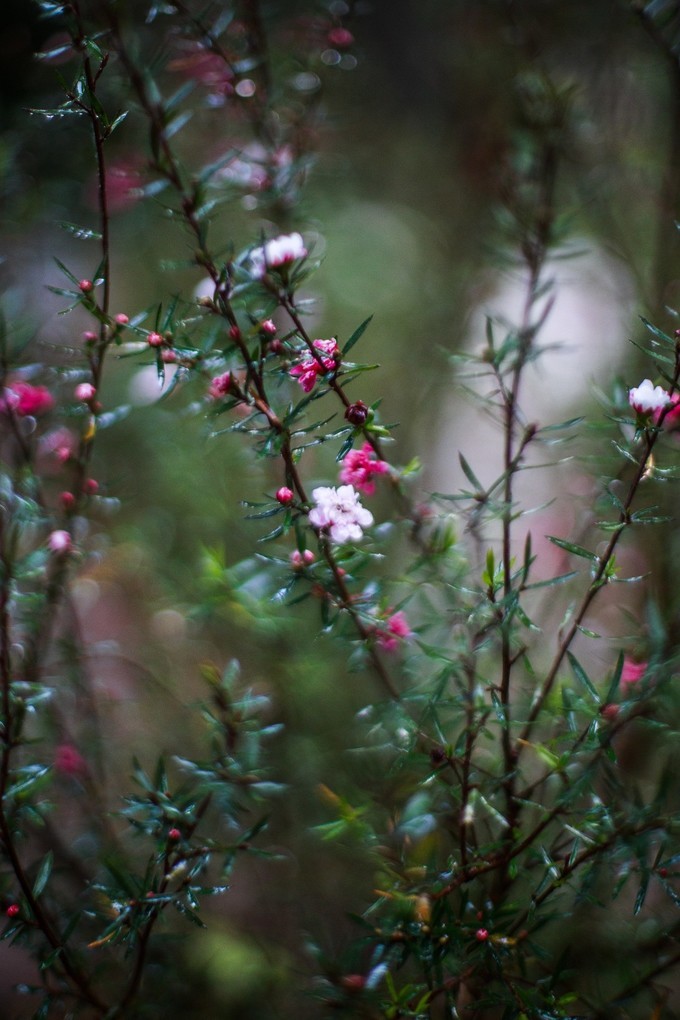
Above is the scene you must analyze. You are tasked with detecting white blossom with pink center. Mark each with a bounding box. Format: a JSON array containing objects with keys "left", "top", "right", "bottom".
[
  {"left": 629, "top": 379, "right": 671, "bottom": 416},
  {"left": 249, "top": 232, "right": 307, "bottom": 278},
  {"left": 308, "top": 485, "right": 373, "bottom": 544}
]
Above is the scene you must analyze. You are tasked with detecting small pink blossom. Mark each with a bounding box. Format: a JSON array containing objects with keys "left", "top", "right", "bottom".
[
  {"left": 55, "top": 743, "right": 86, "bottom": 777},
  {"left": 208, "top": 372, "right": 232, "bottom": 400},
  {"left": 621, "top": 657, "right": 647, "bottom": 686},
  {"left": 250, "top": 232, "right": 307, "bottom": 278},
  {"left": 75, "top": 382, "right": 96, "bottom": 402},
  {"left": 48, "top": 530, "right": 72, "bottom": 554},
  {"left": 376, "top": 610, "right": 412, "bottom": 652},
  {"left": 309, "top": 484, "right": 373, "bottom": 544},
  {"left": 1, "top": 382, "right": 54, "bottom": 417},
  {"left": 289, "top": 339, "right": 340, "bottom": 393},
  {"left": 339, "top": 442, "right": 389, "bottom": 495},
  {"left": 161, "top": 349, "right": 177, "bottom": 364},
  {"left": 261, "top": 318, "right": 277, "bottom": 336},
  {"left": 147, "top": 331, "right": 163, "bottom": 347},
  {"left": 59, "top": 491, "right": 76, "bottom": 511},
  {"left": 114, "top": 313, "right": 129, "bottom": 326},
  {"left": 629, "top": 379, "right": 670, "bottom": 416},
  {"left": 78, "top": 279, "right": 93, "bottom": 293},
  {"left": 83, "top": 478, "right": 99, "bottom": 495}
]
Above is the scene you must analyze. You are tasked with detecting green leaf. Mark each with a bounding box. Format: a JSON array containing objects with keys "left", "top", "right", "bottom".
[
  {"left": 341, "top": 315, "right": 373, "bottom": 356},
  {"left": 547, "top": 536, "right": 597, "bottom": 561},
  {"left": 57, "top": 222, "right": 103, "bottom": 241},
  {"left": 640, "top": 316, "right": 675, "bottom": 348},
  {"left": 33, "top": 851, "right": 53, "bottom": 899},
  {"left": 567, "top": 651, "right": 600, "bottom": 704}
]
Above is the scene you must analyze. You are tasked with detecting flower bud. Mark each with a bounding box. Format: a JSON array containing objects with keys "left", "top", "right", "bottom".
[
  {"left": 147, "top": 331, "right": 163, "bottom": 347},
  {"left": 6, "top": 905, "right": 19, "bottom": 919},
  {"left": 114, "top": 313, "right": 129, "bottom": 326},
  {"left": 78, "top": 279, "right": 93, "bottom": 293},
  {"left": 168, "top": 828, "right": 181, "bottom": 841},
  {"left": 83, "top": 478, "right": 99, "bottom": 495},
  {"left": 345, "top": 400, "right": 369, "bottom": 426},
  {"left": 261, "top": 318, "right": 277, "bottom": 336},
  {"left": 276, "top": 486, "right": 295, "bottom": 505},
  {"left": 475, "top": 928, "right": 489, "bottom": 941},
  {"left": 59, "top": 491, "right": 76, "bottom": 511}
]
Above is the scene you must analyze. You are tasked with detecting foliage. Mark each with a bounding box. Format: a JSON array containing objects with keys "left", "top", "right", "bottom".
[{"left": 0, "top": 1, "right": 680, "bottom": 1018}]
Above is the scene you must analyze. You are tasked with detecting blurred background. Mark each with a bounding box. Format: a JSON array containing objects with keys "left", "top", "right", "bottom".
[{"left": 1, "top": 0, "right": 680, "bottom": 1015}]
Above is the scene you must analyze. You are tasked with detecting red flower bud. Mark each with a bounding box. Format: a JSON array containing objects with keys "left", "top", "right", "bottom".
[
  {"left": 6, "top": 905, "right": 19, "bottom": 919},
  {"left": 79, "top": 279, "right": 93, "bottom": 293},
  {"left": 345, "top": 400, "right": 369, "bottom": 426},
  {"left": 475, "top": 928, "right": 488, "bottom": 941},
  {"left": 276, "top": 486, "right": 295, "bottom": 505}
]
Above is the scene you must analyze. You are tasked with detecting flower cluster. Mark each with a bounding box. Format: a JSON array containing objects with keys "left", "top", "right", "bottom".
[
  {"left": 339, "top": 442, "right": 389, "bottom": 495},
  {"left": 250, "top": 232, "right": 307, "bottom": 278},
  {"left": 289, "top": 338, "right": 339, "bottom": 392},
  {"left": 308, "top": 485, "right": 373, "bottom": 544}
]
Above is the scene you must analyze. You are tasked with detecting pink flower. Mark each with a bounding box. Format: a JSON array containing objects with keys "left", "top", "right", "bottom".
[
  {"left": 376, "top": 611, "right": 412, "bottom": 652},
  {"left": 290, "top": 339, "right": 339, "bottom": 392},
  {"left": 308, "top": 484, "right": 373, "bottom": 544},
  {"left": 55, "top": 743, "right": 86, "bottom": 776},
  {"left": 621, "top": 657, "right": 647, "bottom": 686},
  {"left": 48, "top": 530, "right": 72, "bottom": 554},
  {"left": 208, "top": 372, "right": 232, "bottom": 400},
  {"left": 1, "top": 382, "right": 54, "bottom": 417},
  {"left": 75, "top": 383, "right": 96, "bottom": 402},
  {"left": 147, "top": 332, "right": 163, "bottom": 347},
  {"left": 629, "top": 379, "right": 670, "bottom": 416},
  {"left": 339, "top": 442, "right": 389, "bottom": 495},
  {"left": 250, "top": 232, "right": 307, "bottom": 278}
]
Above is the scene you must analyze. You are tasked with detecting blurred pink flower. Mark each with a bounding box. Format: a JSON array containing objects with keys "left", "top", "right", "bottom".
[
  {"left": 168, "top": 43, "right": 235, "bottom": 97},
  {"left": 339, "top": 442, "right": 389, "bottom": 495},
  {"left": 1, "top": 382, "right": 54, "bottom": 417},
  {"left": 376, "top": 611, "right": 412, "bottom": 652},
  {"left": 48, "top": 530, "right": 72, "bottom": 554},
  {"left": 621, "top": 657, "right": 647, "bottom": 686},
  {"left": 55, "top": 744, "right": 86, "bottom": 777}
]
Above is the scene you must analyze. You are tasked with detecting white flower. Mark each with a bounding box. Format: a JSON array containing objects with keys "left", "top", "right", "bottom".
[
  {"left": 249, "top": 232, "right": 307, "bottom": 278},
  {"left": 308, "top": 484, "right": 373, "bottom": 544},
  {"left": 629, "top": 378, "right": 671, "bottom": 415}
]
